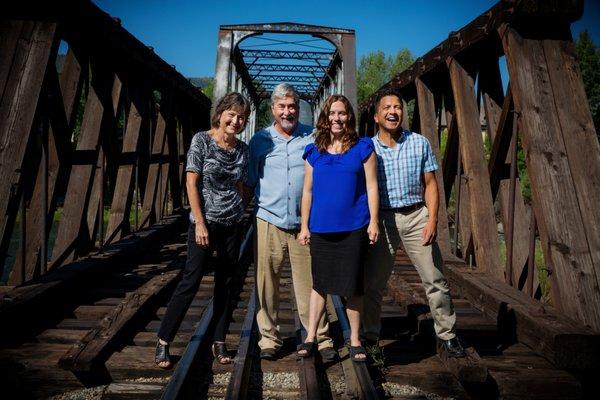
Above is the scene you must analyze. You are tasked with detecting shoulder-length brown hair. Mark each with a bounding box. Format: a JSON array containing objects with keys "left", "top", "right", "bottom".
[
  {"left": 211, "top": 92, "right": 251, "bottom": 129},
  {"left": 315, "top": 94, "right": 358, "bottom": 153}
]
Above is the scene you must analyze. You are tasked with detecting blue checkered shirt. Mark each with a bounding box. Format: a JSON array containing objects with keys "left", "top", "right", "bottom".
[{"left": 372, "top": 130, "right": 438, "bottom": 209}]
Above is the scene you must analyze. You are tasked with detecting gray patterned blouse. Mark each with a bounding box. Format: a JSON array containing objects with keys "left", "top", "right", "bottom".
[{"left": 186, "top": 131, "right": 249, "bottom": 226}]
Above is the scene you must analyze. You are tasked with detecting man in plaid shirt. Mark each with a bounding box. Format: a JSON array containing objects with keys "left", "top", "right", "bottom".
[{"left": 362, "top": 88, "right": 465, "bottom": 361}]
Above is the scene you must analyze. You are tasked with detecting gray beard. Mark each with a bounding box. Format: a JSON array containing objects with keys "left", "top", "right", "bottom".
[{"left": 280, "top": 119, "right": 296, "bottom": 133}]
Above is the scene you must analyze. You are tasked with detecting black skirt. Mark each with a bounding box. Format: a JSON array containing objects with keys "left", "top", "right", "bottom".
[{"left": 309, "top": 227, "right": 368, "bottom": 297}]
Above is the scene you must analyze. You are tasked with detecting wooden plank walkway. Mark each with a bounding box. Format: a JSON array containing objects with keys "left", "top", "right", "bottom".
[
  {"left": 0, "top": 232, "right": 188, "bottom": 397},
  {"left": 0, "top": 226, "right": 590, "bottom": 399},
  {"left": 383, "top": 250, "right": 583, "bottom": 400}
]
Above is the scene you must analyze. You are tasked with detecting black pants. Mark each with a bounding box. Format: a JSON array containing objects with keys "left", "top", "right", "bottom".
[{"left": 158, "top": 221, "right": 242, "bottom": 343}]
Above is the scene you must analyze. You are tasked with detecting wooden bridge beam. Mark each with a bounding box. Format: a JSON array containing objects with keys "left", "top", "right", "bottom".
[
  {"left": 415, "top": 77, "right": 452, "bottom": 256},
  {"left": 176, "top": 109, "right": 189, "bottom": 208},
  {"left": 441, "top": 100, "right": 458, "bottom": 205},
  {"left": 9, "top": 50, "right": 81, "bottom": 284},
  {"left": 359, "top": 0, "right": 584, "bottom": 113},
  {"left": 84, "top": 148, "right": 105, "bottom": 250},
  {"left": 0, "top": 21, "right": 59, "bottom": 277},
  {"left": 166, "top": 109, "right": 183, "bottom": 211},
  {"left": 440, "top": 97, "right": 473, "bottom": 261},
  {"left": 502, "top": 24, "right": 600, "bottom": 330},
  {"left": 140, "top": 98, "right": 169, "bottom": 228},
  {"left": 156, "top": 129, "right": 172, "bottom": 221},
  {"left": 49, "top": 64, "right": 121, "bottom": 269},
  {"left": 447, "top": 56, "right": 503, "bottom": 279},
  {"left": 1, "top": 3, "right": 210, "bottom": 287},
  {"left": 480, "top": 56, "right": 533, "bottom": 291},
  {"left": 104, "top": 84, "right": 147, "bottom": 245},
  {"left": 444, "top": 262, "right": 600, "bottom": 369}
]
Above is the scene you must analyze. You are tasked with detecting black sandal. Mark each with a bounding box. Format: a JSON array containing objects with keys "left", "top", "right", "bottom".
[
  {"left": 155, "top": 341, "right": 172, "bottom": 369},
  {"left": 349, "top": 345, "right": 367, "bottom": 363},
  {"left": 212, "top": 342, "right": 233, "bottom": 365},
  {"left": 297, "top": 341, "right": 315, "bottom": 358}
]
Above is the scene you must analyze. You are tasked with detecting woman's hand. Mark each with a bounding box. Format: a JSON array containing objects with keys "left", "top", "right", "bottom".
[
  {"left": 364, "top": 153, "right": 380, "bottom": 246},
  {"left": 298, "top": 228, "right": 311, "bottom": 246},
  {"left": 195, "top": 222, "right": 209, "bottom": 248},
  {"left": 367, "top": 220, "right": 379, "bottom": 245}
]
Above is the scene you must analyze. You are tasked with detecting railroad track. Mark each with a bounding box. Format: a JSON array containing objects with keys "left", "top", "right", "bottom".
[
  {"left": 156, "top": 221, "right": 383, "bottom": 400},
  {"left": 0, "top": 216, "right": 587, "bottom": 399}
]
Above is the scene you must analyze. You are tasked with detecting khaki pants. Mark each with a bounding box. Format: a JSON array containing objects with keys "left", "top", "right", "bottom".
[
  {"left": 255, "top": 217, "right": 332, "bottom": 350},
  {"left": 362, "top": 207, "right": 456, "bottom": 341}
]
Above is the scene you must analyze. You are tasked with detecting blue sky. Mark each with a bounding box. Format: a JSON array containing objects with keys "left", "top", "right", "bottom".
[{"left": 93, "top": 0, "right": 600, "bottom": 78}]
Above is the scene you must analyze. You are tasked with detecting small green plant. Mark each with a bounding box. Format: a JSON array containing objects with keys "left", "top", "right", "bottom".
[{"left": 498, "top": 238, "right": 550, "bottom": 303}]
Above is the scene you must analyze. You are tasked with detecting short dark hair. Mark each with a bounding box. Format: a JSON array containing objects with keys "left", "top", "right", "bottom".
[
  {"left": 374, "top": 87, "right": 404, "bottom": 110},
  {"left": 211, "top": 92, "right": 251, "bottom": 128}
]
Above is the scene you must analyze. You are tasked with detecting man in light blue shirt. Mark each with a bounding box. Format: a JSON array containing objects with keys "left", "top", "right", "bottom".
[
  {"left": 247, "top": 83, "right": 333, "bottom": 360},
  {"left": 363, "top": 88, "right": 465, "bottom": 361}
]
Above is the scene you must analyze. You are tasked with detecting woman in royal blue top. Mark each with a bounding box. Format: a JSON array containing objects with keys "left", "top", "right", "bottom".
[{"left": 297, "top": 94, "right": 379, "bottom": 362}]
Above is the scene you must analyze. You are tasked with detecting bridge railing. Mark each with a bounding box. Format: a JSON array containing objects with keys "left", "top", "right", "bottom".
[
  {"left": 1, "top": 1, "right": 211, "bottom": 285},
  {"left": 359, "top": 0, "right": 600, "bottom": 332}
]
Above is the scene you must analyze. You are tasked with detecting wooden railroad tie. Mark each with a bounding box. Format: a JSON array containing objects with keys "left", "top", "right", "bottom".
[
  {"left": 387, "top": 256, "right": 489, "bottom": 384},
  {"left": 59, "top": 258, "right": 184, "bottom": 372}
]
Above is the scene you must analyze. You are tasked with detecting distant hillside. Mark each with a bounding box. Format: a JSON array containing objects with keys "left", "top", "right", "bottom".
[{"left": 188, "top": 77, "right": 213, "bottom": 89}]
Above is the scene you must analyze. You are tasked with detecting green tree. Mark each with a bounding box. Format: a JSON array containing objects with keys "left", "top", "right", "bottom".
[
  {"left": 201, "top": 78, "right": 214, "bottom": 100},
  {"left": 357, "top": 51, "right": 389, "bottom": 106},
  {"left": 390, "top": 49, "right": 414, "bottom": 77},
  {"left": 356, "top": 49, "right": 415, "bottom": 107},
  {"left": 256, "top": 99, "right": 273, "bottom": 130},
  {"left": 575, "top": 30, "right": 600, "bottom": 141}
]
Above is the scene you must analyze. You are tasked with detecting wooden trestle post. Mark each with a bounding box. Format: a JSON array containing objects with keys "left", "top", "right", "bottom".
[
  {"left": 1, "top": 1, "right": 210, "bottom": 284},
  {"left": 501, "top": 22, "right": 600, "bottom": 329}
]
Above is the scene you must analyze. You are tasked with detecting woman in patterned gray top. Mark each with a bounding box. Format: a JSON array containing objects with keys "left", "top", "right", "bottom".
[{"left": 156, "top": 92, "right": 250, "bottom": 368}]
